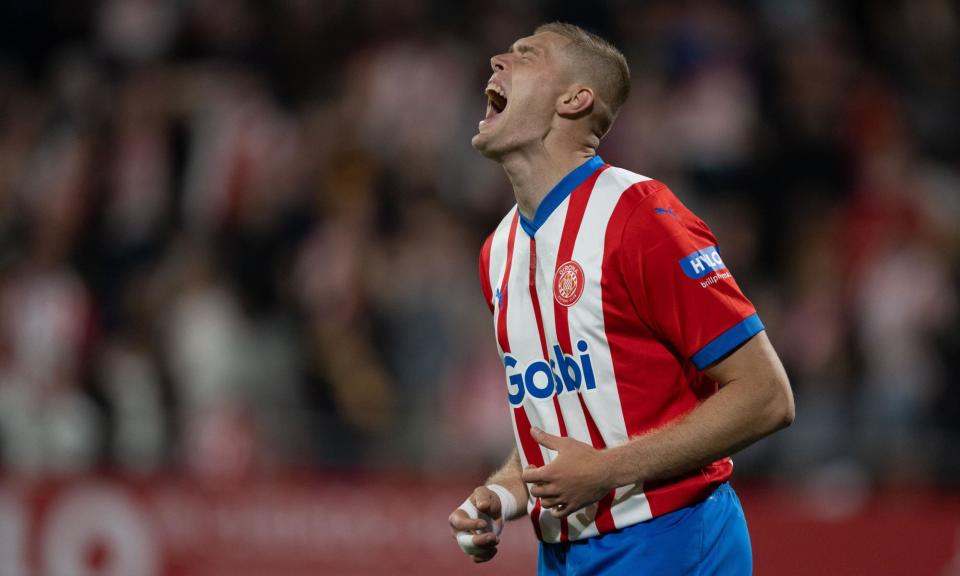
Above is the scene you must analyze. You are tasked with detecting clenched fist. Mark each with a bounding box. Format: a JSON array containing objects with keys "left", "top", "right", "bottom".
[{"left": 448, "top": 486, "right": 505, "bottom": 563}]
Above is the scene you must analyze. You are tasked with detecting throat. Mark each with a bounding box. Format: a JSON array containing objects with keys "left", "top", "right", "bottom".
[
  {"left": 502, "top": 152, "right": 592, "bottom": 221},
  {"left": 503, "top": 162, "right": 551, "bottom": 223}
]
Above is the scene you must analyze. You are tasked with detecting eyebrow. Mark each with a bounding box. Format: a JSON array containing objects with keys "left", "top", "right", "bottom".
[{"left": 508, "top": 41, "right": 539, "bottom": 55}]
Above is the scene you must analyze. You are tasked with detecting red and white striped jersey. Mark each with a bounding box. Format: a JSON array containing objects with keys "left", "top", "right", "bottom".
[{"left": 478, "top": 156, "right": 763, "bottom": 543}]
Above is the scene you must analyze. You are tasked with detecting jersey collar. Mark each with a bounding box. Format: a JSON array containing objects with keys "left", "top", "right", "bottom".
[{"left": 519, "top": 155, "right": 605, "bottom": 237}]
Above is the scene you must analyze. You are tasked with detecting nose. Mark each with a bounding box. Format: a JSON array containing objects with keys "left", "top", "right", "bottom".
[{"left": 490, "top": 53, "right": 508, "bottom": 72}]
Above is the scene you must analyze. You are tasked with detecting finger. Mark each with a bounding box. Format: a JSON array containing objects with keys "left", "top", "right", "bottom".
[
  {"left": 472, "top": 532, "right": 499, "bottom": 548},
  {"left": 547, "top": 502, "right": 576, "bottom": 518},
  {"left": 471, "top": 547, "right": 498, "bottom": 563},
  {"left": 449, "top": 510, "right": 487, "bottom": 532},
  {"left": 528, "top": 483, "right": 558, "bottom": 499},
  {"left": 450, "top": 508, "right": 487, "bottom": 529},
  {"left": 540, "top": 496, "right": 561, "bottom": 507},
  {"left": 456, "top": 530, "right": 496, "bottom": 556},
  {"left": 473, "top": 490, "right": 493, "bottom": 513},
  {"left": 521, "top": 465, "right": 547, "bottom": 484},
  {"left": 530, "top": 427, "right": 563, "bottom": 450}
]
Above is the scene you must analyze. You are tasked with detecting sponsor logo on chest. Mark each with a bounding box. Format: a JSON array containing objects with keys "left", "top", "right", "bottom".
[{"left": 503, "top": 340, "right": 597, "bottom": 406}]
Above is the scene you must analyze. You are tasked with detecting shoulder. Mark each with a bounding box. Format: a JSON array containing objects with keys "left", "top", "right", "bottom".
[
  {"left": 595, "top": 165, "right": 661, "bottom": 199},
  {"left": 493, "top": 205, "right": 519, "bottom": 234},
  {"left": 593, "top": 165, "right": 673, "bottom": 223},
  {"left": 596, "top": 166, "right": 687, "bottom": 239},
  {"left": 606, "top": 174, "right": 710, "bottom": 249},
  {"left": 598, "top": 171, "right": 716, "bottom": 268},
  {"left": 480, "top": 205, "right": 520, "bottom": 265},
  {"left": 479, "top": 206, "right": 519, "bottom": 309}
]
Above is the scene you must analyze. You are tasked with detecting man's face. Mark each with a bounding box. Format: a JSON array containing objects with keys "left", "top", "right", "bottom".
[{"left": 472, "top": 32, "right": 571, "bottom": 159}]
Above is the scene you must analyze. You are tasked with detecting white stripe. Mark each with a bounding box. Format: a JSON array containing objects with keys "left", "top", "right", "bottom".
[
  {"left": 525, "top": 199, "right": 580, "bottom": 456},
  {"left": 504, "top": 236, "right": 549, "bottom": 447},
  {"left": 567, "top": 167, "right": 653, "bottom": 529},
  {"left": 529, "top": 200, "right": 592, "bottom": 541},
  {"left": 488, "top": 207, "right": 517, "bottom": 358},
  {"left": 489, "top": 208, "right": 533, "bottom": 475},
  {"left": 501, "top": 229, "right": 563, "bottom": 542},
  {"left": 490, "top": 208, "right": 526, "bottom": 472},
  {"left": 531, "top": 197, "right": 605, "bottom": 540},
  {"left": 488, "top": 208, "right": 556, "bottom": 535}
]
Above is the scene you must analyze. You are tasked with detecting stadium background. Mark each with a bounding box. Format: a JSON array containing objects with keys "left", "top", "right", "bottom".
[{"left": 0, "top": 0, "right": 958, "bottom": 574}]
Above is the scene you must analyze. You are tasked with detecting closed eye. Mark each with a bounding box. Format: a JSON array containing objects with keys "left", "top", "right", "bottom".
[{"left": 509, "top": 42, "right": 539, "bottom": 58}]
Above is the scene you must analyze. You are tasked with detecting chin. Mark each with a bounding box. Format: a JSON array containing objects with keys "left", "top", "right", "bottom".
[{"left": 471, "top": 132, "right": 502, "bottom": 159}]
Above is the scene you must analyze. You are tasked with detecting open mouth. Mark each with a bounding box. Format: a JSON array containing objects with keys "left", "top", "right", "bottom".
[{"left": 480, "top": 82, "right": 508, "bottom": 127}]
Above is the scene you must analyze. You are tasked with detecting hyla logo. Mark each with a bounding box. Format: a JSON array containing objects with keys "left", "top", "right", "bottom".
[{"left": 679, "top": 246, "right": 726, "bottom": 279}]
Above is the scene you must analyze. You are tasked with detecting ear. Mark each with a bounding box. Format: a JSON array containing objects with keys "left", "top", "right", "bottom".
[{"left": 556, "top": 86, "right": 594, "bottom": 118}]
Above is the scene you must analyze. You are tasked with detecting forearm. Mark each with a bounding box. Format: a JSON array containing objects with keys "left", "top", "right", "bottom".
[
  {"left": 604, "top": 380, "right": 785, "bottom": 486},
  {"left": 604, "top": 334, "right": 794, "bottom": 487},
  {"left": 485, "top": 449, "right": 528, "bottom": 519}
]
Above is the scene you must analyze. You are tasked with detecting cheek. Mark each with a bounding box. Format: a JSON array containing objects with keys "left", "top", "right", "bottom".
[{"left": 513, "top": 89, "right": 555, "bottom": 121}]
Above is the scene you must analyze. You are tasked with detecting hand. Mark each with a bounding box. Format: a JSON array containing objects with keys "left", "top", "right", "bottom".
[
  {"left": 521, "top": 427, "right": 614, "bottom": 518},
  {"left": 448, "top": 486, "right": 504, "bottom": 563}
]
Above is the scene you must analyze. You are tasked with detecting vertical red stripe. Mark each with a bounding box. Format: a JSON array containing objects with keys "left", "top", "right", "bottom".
[
  {"left": 513, "top": 403, "right": 544, "bottom": 541},
  {"left": 494, "top": 211, "right": 544, "bottom": 540},
  {"left": 552, "top": 166, "right": 607, "bottom": 441},
  {"left": 528, "top": 239, "right": 568, "bottom": 435},
  {"left": 600, "top": 181, "right": 686, "bottom": 520},
  {"left": 496, "top": 212, "right": 519, "bottom": 353},
  {"left": 527, "top": 237, "right": 569, "bottom": 541},
  {"left": 551, "top": 165, "right": 617, "bottom": 532},
  {"left": 552, "top": 165, "right": 607, "bottom": 333},
  {"left": 518, "top": 413, "right": 545, "bottom": 542},
  {"left": 526, "top": 239, "right": 551, "bottom": 360},
  {"left": 479, "top": 233, "right": 495, "bottom": 314}
]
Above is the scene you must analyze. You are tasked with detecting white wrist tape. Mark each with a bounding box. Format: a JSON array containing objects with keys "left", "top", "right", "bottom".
[
  {"left": 485, "top": 483, "right": 518, "bottom": 520},
  {"left": 455, "top": 485, "right": 520, "bottom": 555},
  {"left": 455, "top": 497, "right": 498, "bottom": 555}
]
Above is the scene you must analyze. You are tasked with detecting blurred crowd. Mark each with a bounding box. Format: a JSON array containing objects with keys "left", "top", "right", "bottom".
[{"left": 0, "top": 0, "right": 957, "bottom": 489}]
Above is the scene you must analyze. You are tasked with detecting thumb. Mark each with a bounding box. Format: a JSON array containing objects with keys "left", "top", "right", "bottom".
[
  {"left": 475, "top": 488, "right": 501, "bottom": 517},
  {"left": 531, "top": 427, "right": 562, "bottom": 450},
  {"left": 475, "top": 492, "right": 491, "bottom": 512}
]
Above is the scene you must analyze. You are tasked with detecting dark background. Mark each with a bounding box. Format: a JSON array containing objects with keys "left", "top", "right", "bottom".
[{"left": 0, "top": 0, "right": 958, "bottom": 573}]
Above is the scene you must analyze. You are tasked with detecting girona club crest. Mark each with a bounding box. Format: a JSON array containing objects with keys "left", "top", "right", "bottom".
[{"left": 554, "top": 260, "right": 585, "bottom": 307}]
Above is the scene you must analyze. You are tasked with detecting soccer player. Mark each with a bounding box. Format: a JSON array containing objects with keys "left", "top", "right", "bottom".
[{"left": 447, "top": 22, "right": 795, "bottom": 575}]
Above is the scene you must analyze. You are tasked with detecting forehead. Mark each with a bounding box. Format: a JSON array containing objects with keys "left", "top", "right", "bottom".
[{"left": 509, "top": 31, "right": 570, "bottom": 55}]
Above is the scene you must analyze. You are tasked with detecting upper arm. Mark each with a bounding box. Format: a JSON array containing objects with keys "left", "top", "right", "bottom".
[
  {"left": 703, "top": 331, "right": 795, "bottom": 424},
  {"left": 703, "top": 331, "right": 786, "bottom": 388},
  {"left": 620, "top": 187, "right": 762, "bottom": 370}
]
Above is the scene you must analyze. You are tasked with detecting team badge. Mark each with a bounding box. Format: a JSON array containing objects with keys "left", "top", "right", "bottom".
[{"left": 554, "top": 260, "right": 585, "bottom": 307}]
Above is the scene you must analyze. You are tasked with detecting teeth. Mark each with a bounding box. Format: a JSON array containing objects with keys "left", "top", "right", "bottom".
[{"left": 485, "top": 82, "right": 507, "bottom": 99}]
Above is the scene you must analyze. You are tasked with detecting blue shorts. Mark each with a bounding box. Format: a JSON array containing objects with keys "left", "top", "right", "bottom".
[{"left": 538, "top": 483, "right": 752, "bottom": 576}]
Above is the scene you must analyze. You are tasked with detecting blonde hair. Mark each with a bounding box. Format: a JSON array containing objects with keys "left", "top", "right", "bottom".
[{"left": 535, "top": 22, "right": 631, "bottom": 137}]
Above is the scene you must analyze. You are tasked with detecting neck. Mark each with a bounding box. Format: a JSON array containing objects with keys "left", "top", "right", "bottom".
[{"left": 500, "top": 137, "right": 596, "bottom": 220}]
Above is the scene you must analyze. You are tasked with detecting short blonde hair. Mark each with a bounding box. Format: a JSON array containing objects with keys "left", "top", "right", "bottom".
[{"left": 535, "top": 22, "right": 630, "bottom": 137}]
